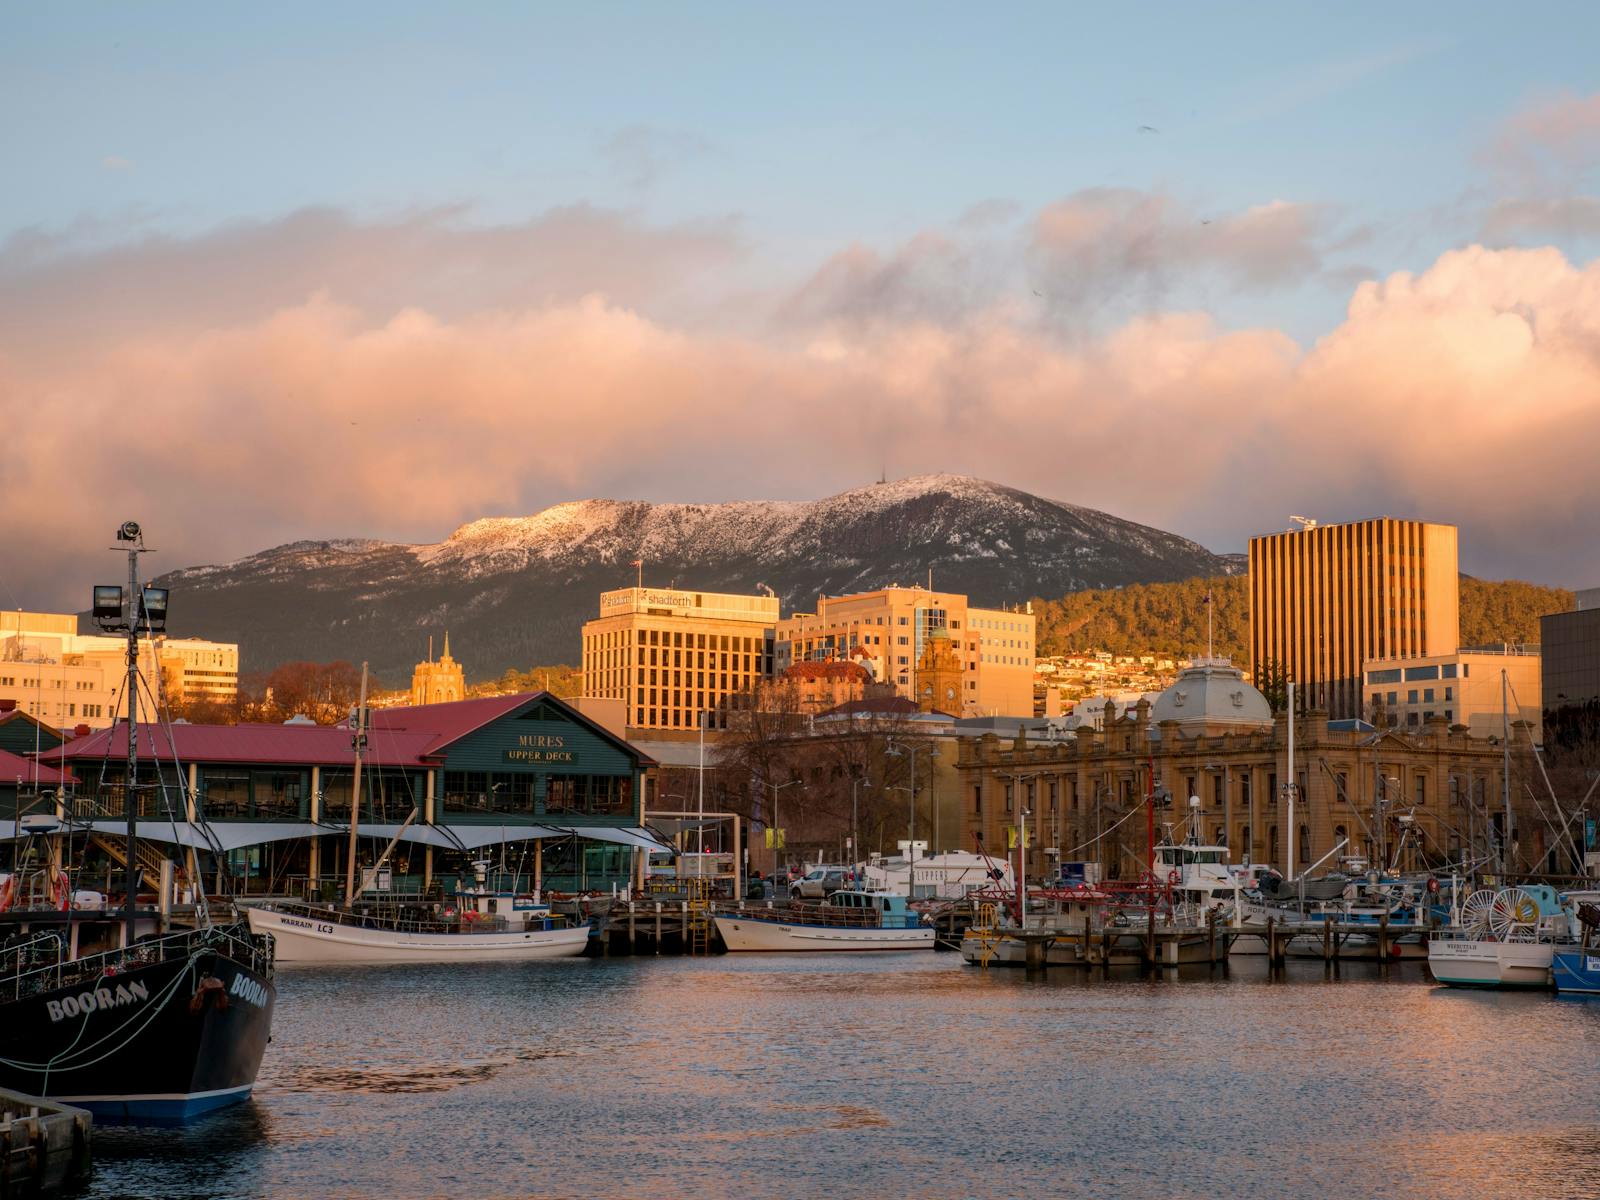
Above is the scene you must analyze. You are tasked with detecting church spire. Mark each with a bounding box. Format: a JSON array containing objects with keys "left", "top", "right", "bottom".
[{"left": 442, "top": 630, "right": 451, "bottom": 661}]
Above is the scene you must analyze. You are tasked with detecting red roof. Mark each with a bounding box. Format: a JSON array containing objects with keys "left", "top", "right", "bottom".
[
  {"left": 51, "top": 721, "right": 442, "bottom": 770},
  {"left": 46, "top": 692, "right": 654, "bottom": 770},
  {"left": 368, "top": 693, "right": 537, "bottom": 756},
  {"left": 782, "top": 660, "right": 869, "bottom": 682},
  {"left": 0, "top": 748, "right": 74, "bottom": 786}
]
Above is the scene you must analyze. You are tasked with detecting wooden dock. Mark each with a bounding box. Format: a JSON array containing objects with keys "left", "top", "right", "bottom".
[{"left": 0, "top": 1091, "right": 91, "bottom": 1197}]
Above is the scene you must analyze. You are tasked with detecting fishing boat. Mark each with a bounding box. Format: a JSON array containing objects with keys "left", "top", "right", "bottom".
[
  {"left": 0, "top": 522, "right": 276, "bottom": 1121},
  {"left": 1552, "top": 896, "right": 1600, "bottom": 995},
  {"left": 1427, "top": 885, "right": 1572, "bottom": 988},
  {"left": 712, "top": 889, "right": 934, "bottom": 951},
  {"left": 246, "top": 883, "right": 589, "bottom": 963}
]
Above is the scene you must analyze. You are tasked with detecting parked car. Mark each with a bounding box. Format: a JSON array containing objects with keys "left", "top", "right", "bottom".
[{"left": 790, "top": 867, "right": 851, "bottom": 899}]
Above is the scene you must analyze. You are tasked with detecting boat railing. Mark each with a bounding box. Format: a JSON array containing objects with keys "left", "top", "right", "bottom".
[
  {"left": 263, "top": 899, "right": 568, "bottom": 936},
  {"left": 0, "top": 922, "right": 273, "bottom": 1004},
  {"left": 714, "top": 901, "right": 916, "bottom": 930}
]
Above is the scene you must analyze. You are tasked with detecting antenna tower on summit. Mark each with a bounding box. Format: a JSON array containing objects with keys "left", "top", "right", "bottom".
[{"left": 1289, "top": 515, "right": 1318, "bottom": 531}]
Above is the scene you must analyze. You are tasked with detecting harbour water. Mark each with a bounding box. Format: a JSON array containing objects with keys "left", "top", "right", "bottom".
[{"left": 83, "top": 956, "right": 1600, "bottom": 1199}]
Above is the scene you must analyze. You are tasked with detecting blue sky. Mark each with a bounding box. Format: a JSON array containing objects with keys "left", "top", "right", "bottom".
[
  {"left": 8, "top": 4, "right": 1596, "bottom": 338},
  {"left": 3, "top": 4, "right": 1599, "bottom": 601}
]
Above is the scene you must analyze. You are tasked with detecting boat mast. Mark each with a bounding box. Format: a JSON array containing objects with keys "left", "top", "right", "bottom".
[
  {"left": 123, "top": 534, "right": 141, "bottom": 948},
  {"left": 1501, "top": 669, "right": 1513, "bottom": 875},
  {"left": 1285, "top": 681, "right": 1295, "bottom": 883},
  {"left": 344, "top": 662, "right": 369, "bottom": 906}
]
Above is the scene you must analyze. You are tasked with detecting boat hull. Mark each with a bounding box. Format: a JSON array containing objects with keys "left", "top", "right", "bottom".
[
  {"left": 1427, "top": 937, "right": 1554, "bottom": 988},
  {"left": 1552, "top": 950, "right": 1600, "bottom": 995},
  {"left": 246, "top": 904, "right": 590, "bottom": 963},
  {"left": 712, "top": 914, "right": 934, "bottom": 952},
  {"left": 0, "top": 942, "right": 275, "bottom": 1122}
]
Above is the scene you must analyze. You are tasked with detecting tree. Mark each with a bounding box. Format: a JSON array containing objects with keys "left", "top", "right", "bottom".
[
  {"left": 259, "top": 661, "right": 372, "bottom": 724},
  {"left": 1255, "top": 659, "right": 1291, "bottom": 715}
]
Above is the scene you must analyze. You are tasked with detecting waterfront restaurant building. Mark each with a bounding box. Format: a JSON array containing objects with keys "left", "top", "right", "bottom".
[
  {"left": 958, "top": 658, "right": 1551, "bottom": 880},
  {"left": 46, "top": 693, "right": 666, "bottom": 896}
]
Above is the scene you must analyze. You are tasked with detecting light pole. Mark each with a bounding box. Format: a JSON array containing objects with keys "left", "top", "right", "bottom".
[
  {"left": 996, "top": 771, "right": 1039, "bottom": 882},
  {"left": 850, "top": 776, "right": 867, "bottom": 880},
  {"left": 889, "top": 784, "right": 918, "bottom": 896},
  {"left": 769, "top": 778, "right": 799, "bottom": 877},
  {"left": 886, "top": 739, "right": 918, "bottom": 850}
]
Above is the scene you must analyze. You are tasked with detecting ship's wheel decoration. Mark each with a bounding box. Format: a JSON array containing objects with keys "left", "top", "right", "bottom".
[
  {"left": 1487, "top": 887, "right": 1539, "bottom": 942},
  {"left": 1460, "top": 889, "right": 1498, "bottom": 935}
]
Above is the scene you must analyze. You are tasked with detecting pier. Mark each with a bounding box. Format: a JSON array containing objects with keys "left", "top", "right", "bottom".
[{"left": 0, "top": 1092, "right": 91, "bottom": 1198}]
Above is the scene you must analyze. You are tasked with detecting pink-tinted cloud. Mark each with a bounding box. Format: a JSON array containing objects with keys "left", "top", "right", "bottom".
[
  {"left": 2, "top": 206, "right": 1596, "bottom": 608},
  {"left": 1480, "top": 91, "right": 1600, "bottom": 241},
  {"left": 1488, "top": 90, "right": 1600, "bottom": 178}
]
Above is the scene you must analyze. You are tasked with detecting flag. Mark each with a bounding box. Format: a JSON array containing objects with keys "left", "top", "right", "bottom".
[
  {"left": 630, "top": 559, "right": 642, "bottom": 568},
  {"left": 764, "top": 828, "right": 774, "bottom": 849},
  {"left": 775, "top": 829, "right": 786, "bottom": 849},
  {"left": 1203, "top": 589, "right": 1213, "bottom": 605}
]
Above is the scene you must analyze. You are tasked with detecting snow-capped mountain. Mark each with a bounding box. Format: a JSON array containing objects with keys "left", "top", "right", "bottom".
[{"left": 154, "top": 475, "right": 1237, "bottom": 682}]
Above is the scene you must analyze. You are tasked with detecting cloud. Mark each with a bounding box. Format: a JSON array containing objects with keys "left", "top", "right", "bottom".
[
  {"left": 100, "top": 155, "right": 132, "bottom": 171},
  {"left": 1027, "top": 190, "right": 1333, "bottom": 317},
  {"left": 1487, "top": 90, "right": 1600, "bottom": 179},
  {"left": 1, "top": 207, "right": 1597, "bottom": 609},
  {"left": 1480, "top": 91, "right": 1600, "bottom": 241},
  {"left": 0, "top": 204, "right": 747, "bottom": 357},
  {"left": 778, "top": 189, "right": 1338, "bottom": 332}
]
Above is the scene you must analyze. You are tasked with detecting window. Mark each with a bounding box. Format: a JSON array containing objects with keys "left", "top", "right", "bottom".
[
  {"left": 1387, "top": 691, "right": 1397, "bottom": 706},
  {"left": 1367, "top": 668, "right": 1402, "bottom": 685},
  {"left": 1424, "top": 688, "right": 1434, "bottom": 703},
  {"left": 1444, "top": 686, "right": 1453, "bottom": 701},
  {"left": 1404, "top": 665, "right": 1440, "bottom": 682},
  {"left": 1407, "top": 690, "right": 1418, "bottom": 704},
  {"left": 1442, "top": 663, "right": 1458, "bottom": 679},
  {"left": 1415, "top": 775, "right": 1426, "bottom": 806}
]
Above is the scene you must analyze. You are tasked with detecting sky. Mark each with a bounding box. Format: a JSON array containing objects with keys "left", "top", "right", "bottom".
[{"left": 3, "top": 3, "right": 1599, "bottom": 609}]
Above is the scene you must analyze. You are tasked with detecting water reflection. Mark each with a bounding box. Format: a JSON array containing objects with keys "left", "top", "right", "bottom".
[{"left": 78, "top": 955, "right": 1600, "bottom": 1199}]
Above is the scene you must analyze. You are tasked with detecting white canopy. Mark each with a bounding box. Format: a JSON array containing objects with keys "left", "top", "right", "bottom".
[
  {"left": 84, "top": 820, "right": 327, "bottom": 853},
  {"left": 85, "top": 819, "right": 673, "bottom": 855}
]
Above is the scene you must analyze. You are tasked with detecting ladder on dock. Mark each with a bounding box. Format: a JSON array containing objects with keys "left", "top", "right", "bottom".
[{"left": 684, "top": 879, "right": 713, "bottom": 955}]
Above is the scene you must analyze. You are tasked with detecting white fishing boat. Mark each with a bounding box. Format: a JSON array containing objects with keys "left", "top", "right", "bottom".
[
  {"left": 713, "top": 890, "right": 934, "bottom": 952},
  {"left": 1426, "top": 885, "right": 1571, "bottom": 988},
  {"left": 246, "top": 891, "right": 589, "bottom": 964}
]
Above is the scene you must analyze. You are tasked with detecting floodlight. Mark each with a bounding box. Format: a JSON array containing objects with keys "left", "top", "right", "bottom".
[
  {"left": 140, "top": 587, "right": 169, "bottom": 632},
  {"left": 92, "top": 585, "right": 125, "bottom": 628}
]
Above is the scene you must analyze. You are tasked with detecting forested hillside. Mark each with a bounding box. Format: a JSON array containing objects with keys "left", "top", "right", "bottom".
[{"left": 1032, "top": 576, "right": 1571, "bottom": 661}]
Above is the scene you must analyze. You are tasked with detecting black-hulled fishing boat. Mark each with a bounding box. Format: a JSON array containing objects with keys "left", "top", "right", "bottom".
[{"left": 0, "top": 521, "right": 276, "bottom": 1121}]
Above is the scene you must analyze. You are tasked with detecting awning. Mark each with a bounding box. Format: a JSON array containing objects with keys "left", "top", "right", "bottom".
[
  {"left": 83, "top": 820, "right": 673, "bottom": 855},
  {"left": 575, "top": 826, "right": 675, "bottom": 854},
  {"left": 83, "top": 820, "right": 327, "bottom": 853}
]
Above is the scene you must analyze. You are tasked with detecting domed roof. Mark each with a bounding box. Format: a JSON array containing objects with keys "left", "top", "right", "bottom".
[{"left": 1150, "top": 658, "right": 1272, "bottom": 730}]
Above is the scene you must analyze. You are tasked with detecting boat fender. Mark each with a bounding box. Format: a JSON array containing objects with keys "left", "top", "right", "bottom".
[
  {"left": 189, "top": 974, "right": 229, "bottom": 1015},
  {"left": 1426, "top": 877, "right": 1440, "bottom": 894},
  {"left": 0, "top": 875, "right": 13, "bottom": 913},
  {"left": 53, "top": 873, "right": 70, "bottom": 911}
]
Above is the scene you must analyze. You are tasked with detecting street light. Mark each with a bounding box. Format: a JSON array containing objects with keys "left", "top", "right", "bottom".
[
  {"left": 850, "top": 776, "right": 868, "bottom": 879},
  {"left": 888, "top": 784, "right": 920, "bottom": 896},
  {"left": 768, "top": 778, "right": 799, "bottom": 875}
]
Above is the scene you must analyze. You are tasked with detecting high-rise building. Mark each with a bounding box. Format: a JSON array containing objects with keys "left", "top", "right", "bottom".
[
  {"left": 1249, "top": 518, "right": 1459, "bottom": 719},
  {"left": 580, "top": 587, "right": 778, "bottom": 735},
  {"left": 0, "top": 610, "right": 239, "bottom": 728},
  {"left": 775, "top": 586, "right": 1036, "bottom": 717},
  {"left": 1541, "top": 594, "right": 1600, "bottom": 763}
]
